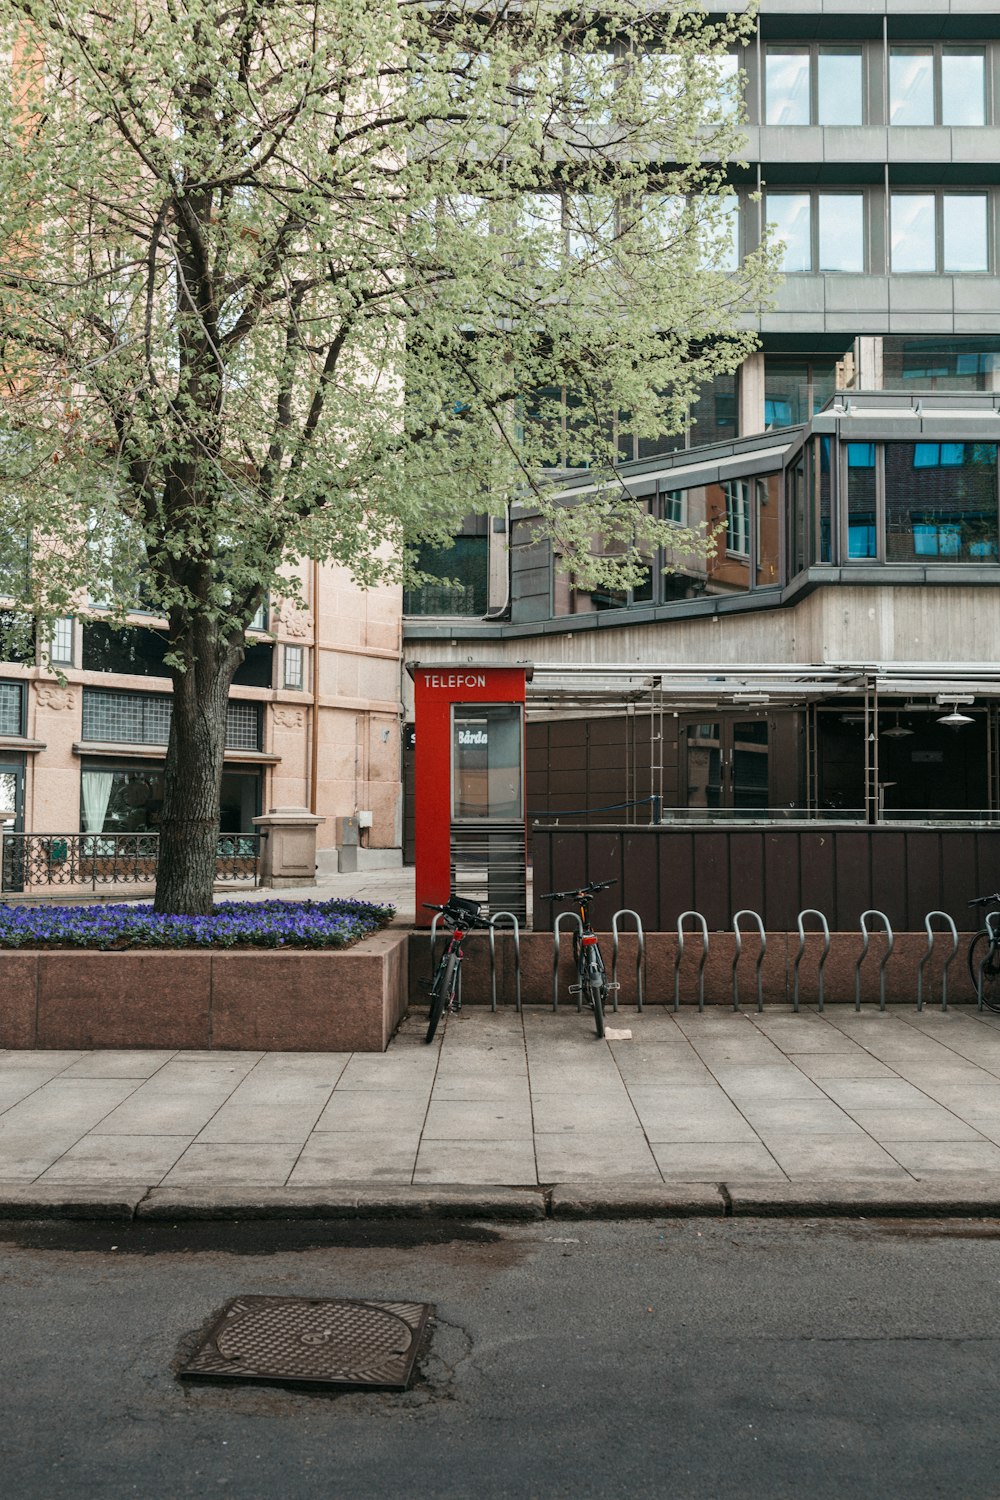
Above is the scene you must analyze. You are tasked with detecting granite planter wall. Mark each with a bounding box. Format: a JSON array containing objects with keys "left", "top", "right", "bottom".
[{"left": 0, "top": 928, "right": 409, "bottom": 1052}]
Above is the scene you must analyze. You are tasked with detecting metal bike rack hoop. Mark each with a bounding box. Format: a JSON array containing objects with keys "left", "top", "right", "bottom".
[
  {"left": 793, "top": 909, "right": 831, "bottom": 1013},
  {"left": 552, "top": 911, "right": 583, "bottom": 1012},
  {"left": 611, "top": 910, "right": 645, "bottom": 1013},
  {"left": 855, "top": 910, "right": 894, "bottom": 1012},
  {"left": 674, "top": 911, "right": 709, "bottom": 1013},
  {"left": 489, "top": 912, "right": 521, "bottom": 1014},
  {"left": 732, "top": 910, "right": 767, "bottom": 1012},
  {"left": 917, "top": 911, "right": 958, "bottom": 1013}
]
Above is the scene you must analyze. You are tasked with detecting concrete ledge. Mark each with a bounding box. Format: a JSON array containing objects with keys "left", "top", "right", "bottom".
[
  {"left": 138, "top": 1184, "right": 548, "bottom": 1221},
  {"left": 726, "top": 1178, "right": 1000, "bottom": 1218},
  {"left": 0, "top": 928, "right": 408, "bottom": 1052},
  {"left": 550, "top": 1183, "right": 726, "bottom": 1218},
  {"left": 0, "top": 1183, "right": 147, "bottom": 1220}
]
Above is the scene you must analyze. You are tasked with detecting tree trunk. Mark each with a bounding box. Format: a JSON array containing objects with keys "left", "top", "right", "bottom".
[{"left": 153, "top": 642, "right": 240, "bottom": 915}]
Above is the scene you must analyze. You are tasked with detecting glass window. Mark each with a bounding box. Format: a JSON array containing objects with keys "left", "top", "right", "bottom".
[
  {"left": 817, "top": 51, "right": 863, "bottom": 126},
  {"left": 890, "top": 194, "right": 936, "bottom": 273},
  {"left": 81, "top": 688, "right": 261, "bottom": 750},
  {"left": 885, "top": 442, "right": 998, "bottom": 563},
  {"left": 452, "top": 704, "right": 523, "bottom": 820},
  {"left": 883, "top": 337, "right": 1000, "bottom": 390},
  {"left": 817, "top": 195, "right": 864, "bottom": 272},
  {"left": 663, "top": 489, "right": 686, "bottom": 525},
  {"left": 767, "top": 193, "right": 811, "bottom": 273},
  {"left": 943, "top": 195, "right": 988, "bottom": 272},
  {"left": 724, "top": 481, "right": 750, "bottom": 557},
  {"left": 764, "top": 357, "right": 842, "bottom": 430},
  {"left": 403, "top": 536, "right": 488, "bottom": 616},
  {"left": 889, "top": 50, "right": 934, "bottom": 126},
  {"left": 80, "top": 765, "right": 259, "bottom": 835},
  {"left": 941, "top": 52, "right": 986, "bottom": 127},
  {"left": 846, "top": 443, "right": 877, "bottom": 559},
  {"left": 0, "top": 681, "right": 23, "bottom": 737},
  {"left": 49, "top": 618, "right": 74, "bottom": 666},
  {"left": 283, "top": 645, "right": 304, "bottom": 691},
  {"left": 765, "top": 51, "right": 810, "bottom": 126}
]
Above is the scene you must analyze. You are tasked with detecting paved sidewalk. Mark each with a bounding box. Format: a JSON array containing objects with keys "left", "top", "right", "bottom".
[{"left": 6, "top": 1006, "right": 1000, "bottom": 1214}]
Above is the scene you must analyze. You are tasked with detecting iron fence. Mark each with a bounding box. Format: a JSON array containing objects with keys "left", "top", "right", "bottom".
[{"left": 0, "top": 832, "right": 261, "bottom": 892}]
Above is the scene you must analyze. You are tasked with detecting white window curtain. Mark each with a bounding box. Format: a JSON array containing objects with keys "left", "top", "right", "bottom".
[{"left": 81, "top": 771, "right": 114, "bottom": 833}]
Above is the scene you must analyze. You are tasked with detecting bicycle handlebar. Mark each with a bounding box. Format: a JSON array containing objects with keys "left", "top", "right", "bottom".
[
  {"left": 422, "top": 901, "right": 492, "bottom": 928},
  {"left": 539, "top": 879, "right": 617, "bottom": 902},
  {"left": 969, "top": 893, "right": 1000, "bottom": 907}
]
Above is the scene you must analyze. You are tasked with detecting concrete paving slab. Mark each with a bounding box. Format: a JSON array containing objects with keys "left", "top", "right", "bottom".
[
  {"left": 737, "top": 1099, "right": 867, "bottom": 1136},
  {"left": 649, "top": 1142, "right": 785, "bottom": 1181},
  {"left": 785, "top": 1052, "right": 902, "bottom": 1080},
  {"left": 421, "top": 1098, "right": 534, "bottom": 1140},
  {"left": 161, "top": 1143, "right": 303, "bottom": 1186},
  {"left": 312, "top": 1090, "right": 431, "bottom": 1133},
  {"left": 529, "top": 1093, "right": 641, "bottom": 1134},
  {"left": 0, "top": 1051, "right": 86, "bottom": 1072},
  {"left": 759, "top": 1135, "right": 913, "bottom": 1181},
  {"left": 58, "top": 1051, "right": 177, "bottom": 1079},
  {"left": 533, "top": 1132, "right": 660, "bottom": 1181},
  {"left": 844, "top": 1107, "right": 983, "bottom": 1142},
  {"left": 413, "top": 1138, "right": 538, "bottom": 1185},
  {"left": 193, "top": 1071, "right": 340, "bottom": 1145},
  {"left": 709, "top": 1065, "right": 827, "bottom": 1100},
  {"left": 35, "top": 1134, "right": 188, "bottom": 1184},
  {"left": 640, "top": 1111, "right": 760, "bottom": 1144},
  {"left": 882, "top": 1140, "right": 1000, "bottom": 1175},
  {"left": 817, "top": 1079, "right": 939, "bottom": 1109},
  {"left": 289, "top": 1131, "right": 422, "bottom": 1185}
]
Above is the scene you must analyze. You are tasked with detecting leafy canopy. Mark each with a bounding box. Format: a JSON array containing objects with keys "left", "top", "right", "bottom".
[{"left": 0, "top": 0, "right": 776, "bottom": 632}]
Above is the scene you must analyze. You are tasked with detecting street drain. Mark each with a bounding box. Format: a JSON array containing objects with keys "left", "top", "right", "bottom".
[{"left": 178, "top": 1296, "right": 432, "bottom": 1391}]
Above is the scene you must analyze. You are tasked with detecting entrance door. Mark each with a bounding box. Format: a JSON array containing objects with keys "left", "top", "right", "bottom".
[
  {"left": 683, "top": 719, "right": 770, "bottom": 812},
  {"left": 0, "top": 759, "right": 25, "bottom": 891}
]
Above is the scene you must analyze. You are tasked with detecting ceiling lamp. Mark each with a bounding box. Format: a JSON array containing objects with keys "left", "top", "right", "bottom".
[
  {"left": 937, "top": 704, "right": 975, "bottom": 727},
  {"left": 882, "top": 713, "right": 914, "bottom": 739}
]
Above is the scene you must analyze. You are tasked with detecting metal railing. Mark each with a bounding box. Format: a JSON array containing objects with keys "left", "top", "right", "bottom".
[{"left": 0, "top": 831, "right": 261, "bottom": 891}]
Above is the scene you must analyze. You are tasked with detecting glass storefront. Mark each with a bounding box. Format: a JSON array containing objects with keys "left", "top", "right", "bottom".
[{"left": 79, "top": 763, "right": 261, "bottom": 834}]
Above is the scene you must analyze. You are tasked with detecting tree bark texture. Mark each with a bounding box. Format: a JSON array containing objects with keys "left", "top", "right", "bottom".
[{"left": 153, "top": 636, "right": 241, "bottom": 916}]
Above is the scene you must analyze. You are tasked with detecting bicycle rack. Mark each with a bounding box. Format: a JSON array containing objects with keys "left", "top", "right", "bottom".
[
  {"left": 552, "top": 911, "right": 584, "bottom": 1012},
  {"left": 976, "top": 910, "right": 1000, "bottom": 1012},
  {"left": 917, "top": 911, "right": 959, "bottom": 1013},
  {"left": 855, "top": 910, "right": 894, "bottom": 1011},
  {"left": 674, "top": 911, "right": 709, "bottom": 1012},
  {"left": 611, "top": 910, "right": 645, "bottom": 1013},
  {"left": 488, "top": 912, "right": 521, "bottom": 1014},
  {"left": 732, "top": 910, "right": 766, "bottom": 1012},
  {"left": 793, "top": 909, "right": 831, "bottom": 1013}
]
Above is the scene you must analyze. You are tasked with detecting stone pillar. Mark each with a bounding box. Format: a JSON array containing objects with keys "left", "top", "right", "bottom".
[
  {"left": 738, "top": 350, "right": 765, "bottom": 437},
  {"left": 252, "top": 807, "right": 325, "bottom": 889}
]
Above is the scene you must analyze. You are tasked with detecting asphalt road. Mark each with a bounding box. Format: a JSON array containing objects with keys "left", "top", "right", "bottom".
[{"left": 3, "top": 1215, "right": 1000, "bottom": 1499}]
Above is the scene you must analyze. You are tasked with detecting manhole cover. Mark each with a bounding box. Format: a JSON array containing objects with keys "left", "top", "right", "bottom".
[{"left": 179, "top": 1296, "right": 433, "bottom": 1390}]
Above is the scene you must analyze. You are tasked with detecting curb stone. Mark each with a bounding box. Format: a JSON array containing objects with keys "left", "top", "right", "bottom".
[
  {"left": 136, "top": 1185, "right": 548, "bottom": 1221},
  {"left": 550, "top": 1183, "right": 726, "bottom": 1218},
  {"left": 0, "top": 1184, "right": 147, "bottom": 1221},
  {"left": 726, "top": 1178, "right": 1000, "bottom": 1218}
]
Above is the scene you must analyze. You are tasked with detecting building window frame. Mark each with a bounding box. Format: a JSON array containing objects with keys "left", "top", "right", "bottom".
[
  {"left": 0, "top": 680, "right": 26, "bottom": 738},
  {"left": 888, "top": 45, "right": 988, "bottom": 128},
  {"left": 765, "top": 189, "right": 867, "bottom": 275},
  {"left": 890, "top": 190, "right": 991, "bottom": 275},
  {"left": 838, "top": 441, "right": 1000, "bottom": 566},
  {"left": 764, "top": 44, "right": 866, "bottom": 127},
  {"left": 283, "top": 645, "right": 305, "bottom": 691}
]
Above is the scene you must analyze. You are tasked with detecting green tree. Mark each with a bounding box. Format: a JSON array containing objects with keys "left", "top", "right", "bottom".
[{"left": 0, "top": 0, "right": 776, "bottom": 913}]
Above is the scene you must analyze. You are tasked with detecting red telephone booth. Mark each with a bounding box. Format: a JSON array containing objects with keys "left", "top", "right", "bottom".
[{"left": 408, "top": 664, "right": 530, "bottom": 926}]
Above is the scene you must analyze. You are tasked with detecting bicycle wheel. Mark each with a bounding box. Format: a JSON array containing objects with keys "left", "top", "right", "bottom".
[
  {"left": 425, "top": 952, "right": 458, "bottom": 1044},
  {"left": 587, "top": 970, "right": 606, "bottom": 1038},
  {"left": 969, "top": 931, "right": 1000, "bottom": 1012}
]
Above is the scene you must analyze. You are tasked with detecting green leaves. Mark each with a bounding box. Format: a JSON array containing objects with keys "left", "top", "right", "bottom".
[{"left": 0, "top": 0, "right": 776, "bottom": 632}]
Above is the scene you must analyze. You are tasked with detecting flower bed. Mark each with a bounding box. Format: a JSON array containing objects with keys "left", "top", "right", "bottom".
[{"left": 0, "top": 898, "right": 395, "bottom": 951}]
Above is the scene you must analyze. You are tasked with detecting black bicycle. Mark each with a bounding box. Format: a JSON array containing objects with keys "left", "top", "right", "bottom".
[
  {"left": 968, "top": 892, "right": 1000, "bottom": 1010},
  {"left": 423, "top": 895, "right": 491, "bottom": 1043},
  {"left": 539, "top": 879, "right": 618, "bottom": 1039}
]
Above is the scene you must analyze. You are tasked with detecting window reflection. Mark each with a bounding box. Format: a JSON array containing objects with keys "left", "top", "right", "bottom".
[
  {"left": 885, "top": 443, "right": 998, "bottom": 563},
  {"left": 889, "top": 50, "right": 934, "bottom": 126}
]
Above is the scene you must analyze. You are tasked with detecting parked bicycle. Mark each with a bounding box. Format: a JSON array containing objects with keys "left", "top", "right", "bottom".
[
  {"left": 423, "top": 895, "right": 492, "bottom": 1044},
  {"left": 968, "top": 892, "right": 1000, "bottom": 1011},
  {"left": 539, "top": 878, "right": 618, "bottom": 1038}
]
